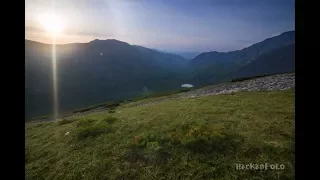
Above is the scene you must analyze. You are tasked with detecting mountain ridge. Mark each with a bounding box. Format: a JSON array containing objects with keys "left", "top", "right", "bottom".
[
  {"left": 188, "top": 30, "right": 295, "bottom": 85},
  {"left": 25, "top": 30, "right": 295, "bottom": 118},
  {"left": 25, "top": 38, "right": 189, "bottom": 119},
  {"left": 191, "top": 30, "right": 295, "bottom": 59}
]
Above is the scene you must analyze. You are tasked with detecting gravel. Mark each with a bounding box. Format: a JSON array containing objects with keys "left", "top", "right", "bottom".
[
  {"left": 181, "top": 73, "right": 295, "bottom": 98},
  {"left": 137, "top": 73, "right": 295, "bottom": 107}
]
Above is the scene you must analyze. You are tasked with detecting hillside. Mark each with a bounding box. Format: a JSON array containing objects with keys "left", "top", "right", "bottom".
[
  {"left": 189, "top": 31, "right": 295, "bottom": 85},
  {"left": 26, "top": 74, "right": 295, "bottom": 179},
  {"left": 25, "top": 39, "right": 189, "bottom": 119},
  {"left": 25, "top": 31, "right": 295, "bottom": 119},
  {"left": 229, "top": 44, "right": 295, "bottom": 80}
]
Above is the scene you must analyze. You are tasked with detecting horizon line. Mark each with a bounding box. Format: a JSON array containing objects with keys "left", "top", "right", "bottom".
[{"left": 25, "top": 30, "right": 295, "bottom": 53}]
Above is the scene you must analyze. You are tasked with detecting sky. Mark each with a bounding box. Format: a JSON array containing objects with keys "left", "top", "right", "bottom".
[{"left": 25, "top": 0, "right": 295, "bottom": 52}]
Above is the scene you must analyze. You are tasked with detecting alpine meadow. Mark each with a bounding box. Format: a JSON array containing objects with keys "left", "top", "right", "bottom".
[{"left": 25, "top": 0, "right": 295, "bottom": 179}]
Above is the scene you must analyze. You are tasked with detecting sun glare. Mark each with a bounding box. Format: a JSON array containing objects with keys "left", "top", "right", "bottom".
[
  {"left": 39, "top": 13, "right": 64, "bottom": 34},
  {"left": 38, "top": 12, "right": 64, "bottom": 120}
]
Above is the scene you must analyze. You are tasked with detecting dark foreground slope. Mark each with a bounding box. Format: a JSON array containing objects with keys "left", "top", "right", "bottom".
[
  {"left": 26, "top": 89, "right": 294, "bottom": 179},
  {"left": 25, "top": 39, "right": 188, "bottom": 119}
]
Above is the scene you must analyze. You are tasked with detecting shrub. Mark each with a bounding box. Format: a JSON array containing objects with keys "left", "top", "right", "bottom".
[
  {"left": 105, "top": 102, "right": 120, "bottom": 110},
  {"left": 108, "top": 109, "right": 115, "bottom": 113},
  {"left": 102, "top": 116, "right": 117, "bottom": 124},
  {"left": 72, "top": 101, "right": 120, "bottom": 114},
  {"left": 76, "top": 118, "right": 96, "bottom": 128},
  {"left": 57, "top": 118, "right": 76, "bottom": 125},
  {"left": 75, "top": 125, "right": 110, "bottom": 140},
  {"left": 74, "top": 117, "right": 118, "bottom": 141},
  {"left": 72, "top": 104, "right": 103, "bottom": 113},
  {"left": 179, "top": 88, "right": 192, "bottom": 92}
]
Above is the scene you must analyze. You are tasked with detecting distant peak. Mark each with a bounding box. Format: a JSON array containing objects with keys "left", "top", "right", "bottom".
[
  {"left": 280, "top": 30, "right": 295, "bottom": 36},
  {"left": 89, "top": 39, "right": 108, "bottom": 43},
  {"left": 202, "top": 51, "right": 221, "bottom": 55},
  {"left": 91, "top": 39, "right": 100, "bottom": 42},
  {"left": 90, "top": 39, "right": 119, "bottom": 42},
  {"left": 211, "top": 51, "right": 220, "bottom": 54},
  {"left": 89, "top": 39, "right": 129, "bottom": 45}
]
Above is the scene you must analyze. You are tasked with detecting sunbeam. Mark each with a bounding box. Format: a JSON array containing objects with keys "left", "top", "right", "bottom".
[
  {"left": 38, "top": 11, "right": 64, "bottom": 120},
  {"left": 52, "top": 34, "right": 58, "bottom": 120}
]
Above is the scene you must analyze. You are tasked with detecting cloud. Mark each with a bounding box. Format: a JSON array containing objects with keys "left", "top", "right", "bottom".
[
  {"left": 25, "top": 25, "right": 130, "bottom": 40},
  {"left": 25, "top": 26, "right": 46, "bottom": 33},
  {"left": 25, "top": 25, "right": 133, "bottom": 44},
  {"left": 68, "top": 30, "right": 113, "bottom": 38}
]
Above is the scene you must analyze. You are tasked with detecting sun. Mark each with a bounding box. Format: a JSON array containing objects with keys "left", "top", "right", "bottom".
[{"left": 39, "top": 13, "right": 64, "bottom": 34}]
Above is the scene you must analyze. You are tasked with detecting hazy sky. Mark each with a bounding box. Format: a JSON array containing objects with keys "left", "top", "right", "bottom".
[{"left": 25, "top": 0, "right": 295, "bottom": 52}]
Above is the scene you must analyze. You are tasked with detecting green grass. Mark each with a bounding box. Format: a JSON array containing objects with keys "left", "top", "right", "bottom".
[
  {"left": 57, "top": 118, "right": 77, "bottom": 125},
  {"left": 133, "top": 88, "right": 193, "bottom": 101},
  {"left": 26, "top": 115, "right": 50, "bottom": 122},
  {"left": 25, "top": 90, "right": 294, "bottom": 180},
  {"left": 72, "top": 102, "right": 121, "bottom": 113}
]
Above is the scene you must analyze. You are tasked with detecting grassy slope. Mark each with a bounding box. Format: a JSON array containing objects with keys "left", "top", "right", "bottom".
[{"left": 26, "top": 90, "right": 294, "bottom": 180}]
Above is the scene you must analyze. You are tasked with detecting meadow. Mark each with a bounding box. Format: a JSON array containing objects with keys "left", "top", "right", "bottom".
[{"left": 26, "top": 89, "right": 294, "bottom": 180}]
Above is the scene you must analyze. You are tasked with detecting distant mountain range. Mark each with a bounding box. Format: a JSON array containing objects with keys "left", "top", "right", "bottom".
[
  {"left": 25, "top": 30, "right": 294, "bottom": 119},
  {"left": 188, "top": 31, "right": 295, "bottom": 85}
]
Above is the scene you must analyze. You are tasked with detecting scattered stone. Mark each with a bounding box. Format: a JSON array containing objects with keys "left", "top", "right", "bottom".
[{"left": 181, "top": 73, "right": 294, "bottom": 98}]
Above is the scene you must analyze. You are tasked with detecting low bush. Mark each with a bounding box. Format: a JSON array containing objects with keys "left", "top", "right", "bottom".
[
  {"left": 108, "top": 109, "right": 115, "bottom": 113},
  {"left": 179, "top": 88, "right": 192, "bottom": 92},
  {"left": 57, "top": 118, "right": 77, "bottom": 125},
  {"left": 76, "top": 118, "right": 96, "bottom": 128},
  {"left": 102, "top": 116, "right": 117, "bottom": 124},
  {"left": 75, "top": 125, "right": 111, "bottom": 140},
  {"left": 104, "top": 102, "right": 120, "bottom": 110},
  {"left": 72, "top": 101, "right": 121, "bottom": 114},
  {"left": 74, "top": 117, "right": 118, "bottom": 141}
]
